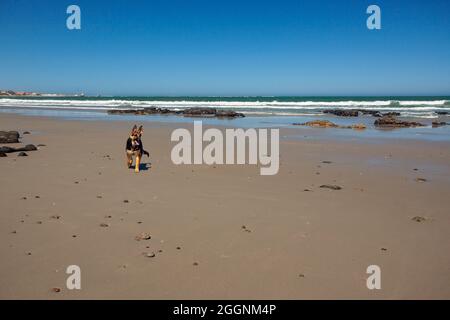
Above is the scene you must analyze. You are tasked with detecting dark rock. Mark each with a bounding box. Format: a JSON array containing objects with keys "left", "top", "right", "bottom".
[
  {"left": 0, "top": 146, "right": 15, "bottom": 153},
  {"left": 0, "top": 131, "right": 20, "bottom": 143},
  {"left": 432, "top": 121, "right": 447, "bottom": 128},
  {"left": 319, "top": 184, "right": 342, "bottom": 190},
  {"left": 214, "top": 110, "right": 245, "bottom": 118},
  {"left": 0, "top": 152, "right": 6, "bottom": 157},
  {"left": 435, "top": 111, "right": 448, "bottom": 115},
  {"left": 183, "top": 107, "right": 217, "bottom": 117},
  {"left": 23, "top": 131, "right": 30, "bottom": 134},
  {"left": 323, "top": 109, "right": 359, "bottom": 117},
  {"left": 23, "top": 144, "right": 37, "bottom": 151},
  {"left": 374, "top": 116, "right": 425, "bottom": 128},
  {"left": 381, "top": 112, "right": 401, "bottom": 117},
  {"left": 17, "top": 152, "right": 28, "bottom": 157},
  {"left": 0, "top": 144, "right": 37, "bottom": 154}
]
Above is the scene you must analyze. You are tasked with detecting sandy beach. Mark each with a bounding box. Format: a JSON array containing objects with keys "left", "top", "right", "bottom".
[{"left": 1, "top": 113, "right": 449, "bottom": 299}]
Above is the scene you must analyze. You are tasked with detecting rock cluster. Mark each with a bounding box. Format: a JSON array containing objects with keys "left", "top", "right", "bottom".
[
  {"left": 293, "top": 120, "right": 366, "bottom": 130},
  {"left": 322, "top": 109, "right": 402, "bottom": 118},
  {"left": 374, "top": 116, "right": 425, "bottom": 128},
  {"left": 108, "top": 107, "right": 245, "bottom": 118}
]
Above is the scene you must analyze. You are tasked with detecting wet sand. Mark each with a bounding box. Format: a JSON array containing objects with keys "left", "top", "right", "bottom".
[{"left": 0, "top": 113, "right": 449, "bottom": 299}]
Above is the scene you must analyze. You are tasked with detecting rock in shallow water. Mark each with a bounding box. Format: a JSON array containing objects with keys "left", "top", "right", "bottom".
[
  {"left": 293, "top": 120, "right": 366, "bottom": 130},
  {"left": 323, "top": 109, "right": 359, "bottom": 117},
  {"left": 374, "top": 116, "right": 425, "bottom": 128},
  {"left": 432, "top": 121, "right": 448, "bottom": 128}
]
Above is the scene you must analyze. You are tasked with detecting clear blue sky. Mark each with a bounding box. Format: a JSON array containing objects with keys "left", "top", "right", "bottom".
[{"left": 0, "top": 0, "right": 449, "bottom": 96}]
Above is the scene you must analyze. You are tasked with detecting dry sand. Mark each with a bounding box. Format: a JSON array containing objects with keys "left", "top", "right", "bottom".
[{"left": 0, "top": 113, "right": 449, "bottom": 299}]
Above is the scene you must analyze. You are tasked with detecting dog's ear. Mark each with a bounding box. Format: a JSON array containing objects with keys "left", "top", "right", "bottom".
[
  {"left": 138, "top": 125, "right": 143, "bottom": 135},
  {"left": 131, "top": 125, "right": 137, "bottom": 135}
]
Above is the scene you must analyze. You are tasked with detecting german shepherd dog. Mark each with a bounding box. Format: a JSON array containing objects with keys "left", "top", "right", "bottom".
[{"left": 126, "top": 125, "right": 149, "bottom": 172}]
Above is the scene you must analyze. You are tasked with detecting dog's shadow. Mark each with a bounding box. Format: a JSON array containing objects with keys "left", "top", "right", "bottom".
[{"left": 133, "top": 162, "right": 152, "bottom": 171}]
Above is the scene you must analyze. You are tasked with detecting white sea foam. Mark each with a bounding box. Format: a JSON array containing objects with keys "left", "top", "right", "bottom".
[{"left": 0, "top": 98, "right": 448, "bottom": 117}]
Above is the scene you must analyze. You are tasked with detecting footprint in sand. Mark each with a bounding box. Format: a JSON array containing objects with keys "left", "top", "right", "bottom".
[
  {"left": 412, "top": 216, "right": 427, "bottom": 222},
  {"left": 135, "top": 233, "right": 151, "bottom": 241}
]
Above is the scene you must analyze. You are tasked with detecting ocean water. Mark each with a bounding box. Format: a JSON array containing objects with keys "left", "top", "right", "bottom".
[{"left": 1, "top": 96, "right": 449, "bottom": 141}]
